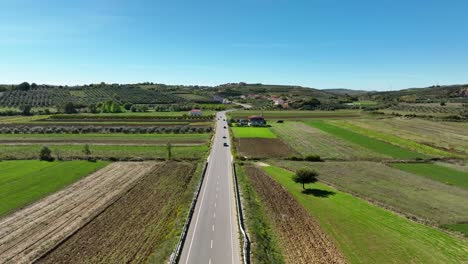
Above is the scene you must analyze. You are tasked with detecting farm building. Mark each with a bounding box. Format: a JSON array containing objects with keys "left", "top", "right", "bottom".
[
  {"left": 189, "top": 109, "right": 203, "bottom": 116},
  {"left": 248, "top": 116, "right": 266, "bottom": 126}
]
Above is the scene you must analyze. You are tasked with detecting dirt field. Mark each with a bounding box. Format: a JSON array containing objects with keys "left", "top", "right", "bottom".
[
  {"left": 245, "top": 166, "right": 346, "bottom": 264},
  {"left": 234, "top": 138, "right": 297, "bottom": 158},
  {"left": 0, "top": 162, "right": 156, "bottom": 264},
  {"left": 38, "top": 161, "right": 197, "bottom": 264}
]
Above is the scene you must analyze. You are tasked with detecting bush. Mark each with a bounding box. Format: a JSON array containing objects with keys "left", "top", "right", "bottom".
[
  {"left": 288, "top": 156, "right": 304, "bottom": 161},
  {"left": 39, "top": 146, "right": 54, "bottom": 161},
  {"left": 304, "top": 154, "right": 322, "bottom": 162}
]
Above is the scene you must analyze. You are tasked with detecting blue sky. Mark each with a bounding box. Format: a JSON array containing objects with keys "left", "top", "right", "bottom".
[{"left": 1, "top": 0, "right": 467, "bottom": 90}]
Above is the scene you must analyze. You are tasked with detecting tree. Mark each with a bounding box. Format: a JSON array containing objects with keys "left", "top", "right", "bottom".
[
  {"left": 83, "top": 144, "right": 91, "bottom": 156},
  {"left": 63, "top": 102, "right": 77, "bottom": 114},
  {"left": 20, "top": 104, "right": 32, "bottom": 116},
  {"left": 292, "top": 168, "right": 318, "bottom": 189},
  {"left": 39, "top": 146, "right": 54, "bottom": 161},
  {"left": 17, "top": 82, "right": 30, "bottom": 91},
  {"left": 89, "top": 104, "right": 98, "bottom": 113},
  {"left": 166, "top": 143, "right": 172, "bottom": 160}
]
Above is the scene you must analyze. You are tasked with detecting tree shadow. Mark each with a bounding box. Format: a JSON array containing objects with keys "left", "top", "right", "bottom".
[{"left": 301, "top": 188, "right": 335, "bottom": 198}]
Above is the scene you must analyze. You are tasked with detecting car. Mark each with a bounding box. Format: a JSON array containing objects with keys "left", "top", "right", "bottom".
[
  {"left": 223, "top": 143, "right": 229, "bottom": 147},
  {"left": 223, "top": 126, "right": 226, "bottom": 129},
  {"left": 222, "top": 136, "right": 226, "bottom": 139},
  {"left": 223, "top": 119, "right": 225, "bottom": 121}
]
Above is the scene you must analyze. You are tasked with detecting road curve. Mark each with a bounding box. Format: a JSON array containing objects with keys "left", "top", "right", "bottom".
[{"left": 179, "top": 111, "right": 241, "bottom": 264}]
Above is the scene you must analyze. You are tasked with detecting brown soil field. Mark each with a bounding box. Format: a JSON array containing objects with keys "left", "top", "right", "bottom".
[
  {"left": 234, "top": 138, "right": 297, "bottom": 158},
  {"left": 38, "top": 161, "right": 197, "bottom": 264},
  {"left": 245, "top": 166, "right": 346, "bottom": 264},
  {"left": 0, "top": 162, "right": 156, "bottom": 264}
]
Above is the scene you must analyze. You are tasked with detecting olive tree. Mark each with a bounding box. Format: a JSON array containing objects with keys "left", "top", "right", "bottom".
[{"left": 292, "top": 168, "right": 318, "bottom": 189}]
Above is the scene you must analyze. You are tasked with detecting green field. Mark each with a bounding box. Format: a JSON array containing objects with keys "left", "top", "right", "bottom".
[
  {"left": 330, "top": 120, "right": 458, "bottom": 158},
  {"left": 270, "top": 122, "right": 387, "bottom": 160},
  {"left": 262, "top": 165, "right": 468, "bottom": 264},
  {"left": 0, "top": 145, "right": 209, "bottom": 160},
  {"left": 0, "top": 160, "right": 109, "bottom": 217},
  {"left": 391, "top": 163, "right": 468, "bottom": 189},
  {"left": 0, "top": 133, "right": 210, "bottom": 143},
  {"left": 307, "top": 121, "right": 426, "bottom": 159},
  {"left": 229, "top": 110, "right": 362, "bottom": 119},
  {"left": 273, "top": 160, "right": 468, "bottom": 226},
  {"left": 231, "top": 127, "right": 277, "bottom": 138}
]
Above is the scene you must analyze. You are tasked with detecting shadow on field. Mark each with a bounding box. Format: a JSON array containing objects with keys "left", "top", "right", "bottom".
[{"left": 302, "top": 188, "right": 335, "bottom": 198}]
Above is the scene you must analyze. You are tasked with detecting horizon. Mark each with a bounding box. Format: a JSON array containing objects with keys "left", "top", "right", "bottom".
[{"left": 1, "top": 0, "right": 467, "bottom": 91}]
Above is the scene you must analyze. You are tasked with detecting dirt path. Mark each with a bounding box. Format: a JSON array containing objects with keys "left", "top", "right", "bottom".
[
  {"left": 245, "top": 166, "right": 346, "bottom": 264},
  {"left": 38, "top": 161, "right": 196, "bottom": 264},
  {"left": 0, "top": 162, "right": 156, "bottom": 264}
]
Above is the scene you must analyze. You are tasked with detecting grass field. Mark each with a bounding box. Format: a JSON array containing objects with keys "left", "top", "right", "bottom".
[
  {"left": 0, "top": 160, "right": 109, "bottom": 217},
  {"left": 337, "top": 118, "right": 468, "bottom": 156},
  {"left": 231, "top": 127, "right": 277, "bottom": 138},
  {"left": 391, "top": 163, "right": 468, "bottom": 189},
  {"left": 330, "top": 120, "right": 459, "bottom": 158},
  {"left": 0, "top": 144, "right": 208, "bottom": 160},
  {"left": 229, "top": 110, "right": 362, "bottom": 119},
  {"left": 270, "top": 122, "right": 387, "bottom": 160},
  {"left": 0, "top": 133, "right": 210, "bottom": 144},
  {"left": 273, "top": 160, "right": 468, "bottom": 226},
  {"left": 262, "top": 165, "right": 468, "bottom": 264},
  {"left": 307, "top": 121, "right": 426, "bottom": 159}
]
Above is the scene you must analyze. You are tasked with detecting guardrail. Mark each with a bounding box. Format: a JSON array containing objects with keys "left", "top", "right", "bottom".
[
  {"left": 169, "top": 161, "right": 208, "bottom": 264},
  {"left": 232, "top": 162, "right": 251, "bottom": 264}
]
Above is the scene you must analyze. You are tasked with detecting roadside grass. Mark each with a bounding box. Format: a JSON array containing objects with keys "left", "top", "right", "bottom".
[
  {"left": 0, "top": 144, "right": 209, "bottom": 160},
  {"left": 0, "top": 133, "right": 210, "bottom": 143},
  {"left": 390, "top": 163, "right": 468, "bottom": 189},
  {"left": 262, "top": 165, "right": 468, "bottom": 264},
  {"left": 330, "top": 120, "right": 458, "bottom": 158},
  {"left": 442, "top": 223, "right": 468, "bottom": 238},
  {"left": 306, "top": 121, "right": 426, "bottom": 159},
  {"left": 270, "top": 122, "right": 387, "bottom": 160},
  {"left": 236, "top": 164, "right": 285, "bottom": 264},
  {"left": 231, "top": 127, "right": 277, "bottom": 138},
  {"left": 272, "top": 160, "right": 468, "bottom": 226},
  {"left": 0, "top": 160, "right": 109, "bottom": 217}
]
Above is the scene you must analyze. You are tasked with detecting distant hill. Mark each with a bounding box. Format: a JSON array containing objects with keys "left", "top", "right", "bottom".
[
  {"left": 366, "top": 84, "right": 468, "bottom": 103},
  {"left": 321, "top": 88, "right": 371, "bottom": 96}
]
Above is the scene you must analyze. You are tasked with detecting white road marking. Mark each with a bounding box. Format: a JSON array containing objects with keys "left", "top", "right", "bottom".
[
  {"left": 184, "top": 156, "right": 214, "bottom": 264},
  {"left": 211, "top": 239, "right": 213, "bottom": 249},
  {"left": 214, "top": 202, "right": 216, "bottom": 208},
  {"left": 213, "top": 212, "right": 216, "bottom": 218},
  {"left": 209, "top": 258, "right": 211, "bottom": 264},
  {"left": 215, "top": 193, "right": 218, "bottom": 199},
  {"left": 212, "top": 224, "right": 215, "bottom": 231}
]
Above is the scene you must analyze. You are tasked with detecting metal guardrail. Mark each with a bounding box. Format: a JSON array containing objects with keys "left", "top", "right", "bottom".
[
  {"left": 169, "top": 161, "right": 208, "bottom": 264},
  {"left": 232, "top": 162, "right": 251, "bottom": 264}
]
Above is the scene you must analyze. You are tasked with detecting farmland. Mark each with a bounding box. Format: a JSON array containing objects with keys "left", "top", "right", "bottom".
[
  {"left": 0, "top": 162, "right": 156, "bottom": 263},
  {"left": 259, "top": 165, "right": 468, "bottom": 264},
  {"left": 38, "top": 161, "right": 199, "bottom": 263},
  {"left": 0, "top": 144, "right": 208, "bottom": 160},
  {"left": 306, "top": 121, "right": 426, "bottom": 159},
  {"left": 390, "top": 163, "right": 468, "bottom": 189},
  {"left": 0, "top": 160, "right": 109, "bottom": 217},
  {"left": 243, "top": 165, "right": 346, "bottom": 263},
  {"left": 272, "top": 160, "right": 468, "bottom": 227},
  {"left": 229, "top": 110, "right": 362, "bottom": 120},
  {"left": 270, "top": 121, "right": 387, "bottom": 160},
  {"left": 231, "top": 127, "right": 277, "bottom": 138}
]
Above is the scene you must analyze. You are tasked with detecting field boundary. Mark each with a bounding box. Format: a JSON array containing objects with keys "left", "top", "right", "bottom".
[
  {"left": 169, "top": 161, "right": 208, "bottom": 264},
  {"left": 233, "top": 162, "right": 251, "bottom": 264}
]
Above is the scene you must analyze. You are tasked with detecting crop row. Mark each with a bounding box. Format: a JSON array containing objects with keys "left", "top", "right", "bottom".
[{"left": 0, "top": 126, "right": 213, "bottom": 134}]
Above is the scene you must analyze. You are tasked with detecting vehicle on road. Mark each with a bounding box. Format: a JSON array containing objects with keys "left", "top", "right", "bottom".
[
  {"left": 223, "top": 143, "right": 229, "bottom": 147},
  {"left": 223, "top": 126, "right": 226, "bottom": 129},
  {"left": 223, "top": 136, "right": 227, "bottom": 139}
]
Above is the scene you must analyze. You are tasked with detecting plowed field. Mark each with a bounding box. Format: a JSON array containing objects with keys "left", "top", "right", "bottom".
[
  {"left": 38, "top": 161, "right": 197, "bottom": 264},
  {"left": 234, "top": 138, "right": 297, "bottom": 158},
  {"left": 0, "top": 162, "right": 156, "bottom": 264},
  {"left": 245, "top": 166, "right": 346, "bottom": 264}
]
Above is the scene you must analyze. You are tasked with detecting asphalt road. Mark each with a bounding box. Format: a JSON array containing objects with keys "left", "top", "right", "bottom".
[{"left": 179, "top": 112, "right": 241, "bottom": 264}]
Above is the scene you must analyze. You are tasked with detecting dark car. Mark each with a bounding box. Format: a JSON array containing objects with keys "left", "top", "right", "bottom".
[
  {"left": 223, "top": 143, "right": 229, "bottom": 147},
  {"left": 223, "top": 126, "right": 226, "bottom": 129},
  {"left": 222, "top": 136, "right": 227, "bottom": 139}
]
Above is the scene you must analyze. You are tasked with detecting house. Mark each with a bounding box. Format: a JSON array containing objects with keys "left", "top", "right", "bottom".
[
  {"left": 189, "top": 109, "right": 202, "bottom": 116},
  {"left": 213, "top": 95, "right": 231, "bottom": 104},
  {"left": 248, "top": 116, "right": 266, "bottom": 126},
  {"left": 237, "top": 119, "right": 249, "bottom": 126}
]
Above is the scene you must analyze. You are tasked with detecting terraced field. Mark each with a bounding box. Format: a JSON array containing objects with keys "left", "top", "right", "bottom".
[{"left": 270, "top": 122, "right": 387, "bottom": 160}]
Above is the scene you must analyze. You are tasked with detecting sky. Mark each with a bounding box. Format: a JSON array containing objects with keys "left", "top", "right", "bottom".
[{"left": 0, "top": 0, "right": 467, "bottom": 91}]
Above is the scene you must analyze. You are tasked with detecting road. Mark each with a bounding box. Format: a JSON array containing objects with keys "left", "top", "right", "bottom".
[{"left": 179, "top": 111, "right": 241, "bottom": 264}]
